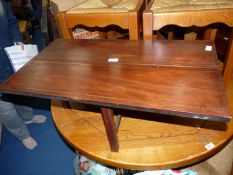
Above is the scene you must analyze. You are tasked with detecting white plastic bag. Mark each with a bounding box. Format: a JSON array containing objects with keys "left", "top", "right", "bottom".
[
  {"left": 74, "top": 153, "right": 116, "bottom": 175},
  {"left": 4, "top": 44, "right": 38, "bottom": 72}
]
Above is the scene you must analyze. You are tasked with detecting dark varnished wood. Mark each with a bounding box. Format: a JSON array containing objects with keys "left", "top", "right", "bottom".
[
  {"left": 101, "top": 107, "right": 119, "bottom": 152},
  {"left": 37, "top": 39, "right": 218, "bottom": 68},
  {"left": 0, "top": 39, "right": 230, "bottom": 122},
  {"left": 0, "top": 39, "right": 231, "bottom": 152}
]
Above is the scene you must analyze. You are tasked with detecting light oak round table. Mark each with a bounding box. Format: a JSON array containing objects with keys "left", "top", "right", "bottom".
[{"left": 51, "top": 100, "right": 233, "bottom": 170}]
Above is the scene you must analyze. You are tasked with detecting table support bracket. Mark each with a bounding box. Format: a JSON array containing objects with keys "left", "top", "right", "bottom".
[
  {"left": 101, "top": 107, "right": 120, "bottom": 152},
  {"left": 115, "top": 115, "right": 122, "bottom": 133}
]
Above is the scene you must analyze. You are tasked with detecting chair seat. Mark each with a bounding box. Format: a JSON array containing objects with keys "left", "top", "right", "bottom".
[
  {"left": 150, "top": 0, "right": 233, "bottom": 12},
  {"left": 67, "top": 0, "right": 139, "bottom": 13}
]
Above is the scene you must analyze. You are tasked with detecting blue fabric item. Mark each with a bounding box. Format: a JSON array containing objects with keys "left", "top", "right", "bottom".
[
  {"left": 31, "top": 0, "right": 43, "bottom": 52},
  {"left": 0, "top": 0, "right": 23, "bottom": 83},
  {"left": 33, "top": 26, "right": 43, "bottom": 52},
  {"left": 31, "top": 0, "right": 42, "bottom": 21},
  {"left": 0, "top": 99, "right": 76, "bottom": 175}
]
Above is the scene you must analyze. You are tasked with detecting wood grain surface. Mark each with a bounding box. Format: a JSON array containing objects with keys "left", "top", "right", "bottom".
[
  {"left": 51, "top": 99, "right": 233, "bottom": 170},
  {"left": 51, "top": 73, "right": 233, "bottom": 170},
  {"left": 0, "top": 39, "right": 230, "bottom": 122}
]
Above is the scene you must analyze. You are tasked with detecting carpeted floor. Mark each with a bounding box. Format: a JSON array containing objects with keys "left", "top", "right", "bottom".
[{"left": 0, "top": 98, "right": 76, "bottom": 175}]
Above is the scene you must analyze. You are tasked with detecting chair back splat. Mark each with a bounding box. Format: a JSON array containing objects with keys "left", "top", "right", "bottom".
[{"left": 57, "top": 0, "right": 147, "bottom": 40}]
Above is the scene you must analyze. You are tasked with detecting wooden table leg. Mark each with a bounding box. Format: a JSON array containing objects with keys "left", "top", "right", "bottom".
[{"left": 101, "top": 107, "right": 119, "bottom": 152}]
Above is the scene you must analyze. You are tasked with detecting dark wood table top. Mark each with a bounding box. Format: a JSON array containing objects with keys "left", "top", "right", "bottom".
[{"left": 0, "top": 39, "right": 231, "bottom": 122}]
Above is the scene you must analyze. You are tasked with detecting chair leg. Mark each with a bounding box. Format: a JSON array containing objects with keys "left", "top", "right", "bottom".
[
  {"left": 203, "top": 28, "right": 217, "bottom": 41},
  {"left": 128, "top": 12, "right": 140, "bottom": 40},
  {"left": 168, "top": 31, "right": 174, "bottom": 40},
  {"left": 143, "top": 10, "right": 153, "bottom": 40},
  {"left": 184, "top": 32, "right": 197, "bottom": 41},
  {"left": 223, "top": 29, "right": 233, "bottom": 89}
]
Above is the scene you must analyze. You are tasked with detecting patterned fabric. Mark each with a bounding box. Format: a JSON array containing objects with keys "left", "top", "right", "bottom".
[
  {"left": 151, "top": 0, "right": 233, "bottom": 12},
  {"left": 67, "top": 0, "right": 139, "bottom": 13},
  {"left": 74, "top": 154, "right": 116, "bottom": 175},
  {"left": 134, "top": 169, "right": 197, "bottom": 175},
  {"left": 74, "top": 154, "right": 199, "bottom": 175}
]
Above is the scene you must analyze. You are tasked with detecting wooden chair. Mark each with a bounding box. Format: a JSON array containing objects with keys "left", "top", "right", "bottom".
[
  {"left": 143, "top": 0, "right": 233, "bottom": 89},
  {"left": 57, "top": 0, "right": 146, "bottom": 40}
]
